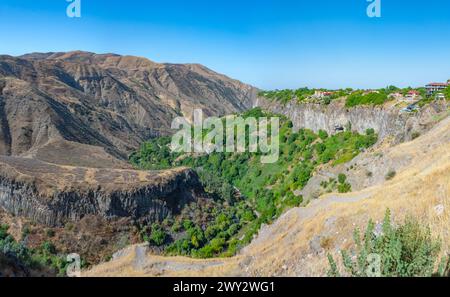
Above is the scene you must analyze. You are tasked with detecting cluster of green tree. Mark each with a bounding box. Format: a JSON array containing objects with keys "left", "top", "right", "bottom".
[
  {"left": 0, "top": 224, "right": 68, "bottom": 276},
  {"left": 345, "top": 91, "right": 390, "bottom": 107},
  {"left": 258, "top": 88, "right": 315, "bottom": 104},
  {"left": 129, "top": 136, "right": 176, "bottom": 170},
  {"left": 165, "top": 202, "right": 255, "bottom": 258},
  {"left": 131, "top": 109, "right": 378, "bottom": 258},
  {"left": 328, "top": 210, "right": 449, "bottom": 277}
]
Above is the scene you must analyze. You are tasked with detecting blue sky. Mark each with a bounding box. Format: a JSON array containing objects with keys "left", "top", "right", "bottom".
[{"left": 0, "top": 0, "right": 449, "bottom": 89}]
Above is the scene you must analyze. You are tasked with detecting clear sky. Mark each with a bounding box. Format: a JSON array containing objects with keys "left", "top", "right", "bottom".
[{"left": 1, "top": 0, "right": 449, "bottom": 89}]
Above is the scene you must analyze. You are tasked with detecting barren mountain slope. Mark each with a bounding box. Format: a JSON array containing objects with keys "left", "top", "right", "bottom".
[
  {"left": 0, "top": 51, "right": 258, "bottom": 167},
  {"left": 85, "top": 114, "right": 450, "bottom": 277}
]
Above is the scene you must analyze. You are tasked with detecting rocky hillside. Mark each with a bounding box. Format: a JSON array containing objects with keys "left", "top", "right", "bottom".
[{"left": 0, "top": 51, "right": 258, "bottom": 167}]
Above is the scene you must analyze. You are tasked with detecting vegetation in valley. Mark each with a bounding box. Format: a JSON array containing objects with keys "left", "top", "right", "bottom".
[
  {"left": 0, "top": 224, "right": 69, "bottom": 276},
  {"left": 327, "top": 210, "right": 449, "bottom": 277},
  {"left": 130, "top": 108, "right": 378, "bottom": 258}
]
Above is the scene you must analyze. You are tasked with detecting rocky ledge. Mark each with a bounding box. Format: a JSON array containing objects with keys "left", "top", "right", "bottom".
[
  {"left": 255, "top": 97, "right": 448, "bottom": 143},
  {"left": 0, "top": 155, "right": 204, "bottom": 226}
]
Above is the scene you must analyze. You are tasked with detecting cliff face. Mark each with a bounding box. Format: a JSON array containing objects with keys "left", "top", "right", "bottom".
[
  {"left": 0, "top": 156, "right": 204, "bottom": 226},
  {"left": 254, "top": 97, "right": 447, "bottom": 142}
]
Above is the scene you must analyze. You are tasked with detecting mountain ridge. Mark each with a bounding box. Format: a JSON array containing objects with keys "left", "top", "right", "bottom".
[{"left": 0, "top": 51, "right": 258, "bottom": 167}]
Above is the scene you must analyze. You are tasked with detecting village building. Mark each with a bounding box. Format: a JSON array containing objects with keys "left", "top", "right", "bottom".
[
  {"left": 405, "top": 90, "right": 421, "bottom": 101},
  {"left": 426, "top": 80, "right": 449, "bottom": 96},
  {"left": 313, "top": 90, "right": 334, "bottom": 98},
  {"left": 388, "top": 92, "right": 403, "bottom": 100}
]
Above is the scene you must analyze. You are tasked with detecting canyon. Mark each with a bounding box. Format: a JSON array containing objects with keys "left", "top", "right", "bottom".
[{"left": 0, "top": 51, "right": 448, "bottom": 276}]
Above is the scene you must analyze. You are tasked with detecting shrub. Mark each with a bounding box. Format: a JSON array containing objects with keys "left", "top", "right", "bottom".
[
  {"left": 411, "top": 132, "right": 421, "bottom": 140},
  {"left": 366, "top": 128, "right": 375, "bottom": 136},
  {"left": 149, "top": 224, "right": 167, "bottom": 246},
  {"left": 338, "top": 173, "right": 347, "bottom": 184},
  {"left": 338, "top": 183, "right": 352, "bottom": 193},
  {"left": 385, "top": 170, "right": 396, "bottom": 180},
  {"left": 41, "top": 241, "right": 57, "bottom": 255},
  {"left": 0, "top": 224, "right": 9, "bottom": 240},
  {"left": 46, "top": 229, "right": 56, "bottom": 238},
  {"left": 327, "top": 209, "right": 445, "bottom": 277},
  {"left": 318, "top": 130, "right": 329, "bottom": 140}
]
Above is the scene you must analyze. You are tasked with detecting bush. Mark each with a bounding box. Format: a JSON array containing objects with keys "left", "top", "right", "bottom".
[
  {"left": 366, "top": 128, "right": 375, "bottom": 136},
  {"left": 46, "top": 229, "right": 56, "bottom": 238},
  {"left": 149, "top": 224, "right": 167, "bottom": 246},
  {"left": 385, "top": 170, "right": 396, "bottom": 180},
  {"left": 41, "top": 241, "right": 57, "bottom": 255},
  {"left": 0, "top": 224, "right": 9, "bottom": 240},
  {"left": 338, "top": 173, "right": 347, "bottom": 184},
  {"left": 318, "top": 130, "right": 329, "bottom": 140},
  {"left": 327, "top": 209, "right": 445, "bottom": 277},
  {"left": 411, "top": 132, "right": 421, "bottom": 140},
  {"left": 338, "top": 183, "right": 352, "bottom": 193}
]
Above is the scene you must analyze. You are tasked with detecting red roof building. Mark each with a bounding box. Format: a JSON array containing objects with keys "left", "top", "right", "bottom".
[{"left": 426, "top": 81, "right": 449, "bottom": 95}]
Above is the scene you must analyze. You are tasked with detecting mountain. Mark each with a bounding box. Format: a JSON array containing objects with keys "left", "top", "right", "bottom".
[{"left": 0, "top": 51, "right": 258, "bottom": 167}]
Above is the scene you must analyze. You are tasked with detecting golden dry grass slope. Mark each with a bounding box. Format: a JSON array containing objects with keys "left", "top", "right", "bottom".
[{"left": 85, "top": 114, "right": 450, "bottom": 277}]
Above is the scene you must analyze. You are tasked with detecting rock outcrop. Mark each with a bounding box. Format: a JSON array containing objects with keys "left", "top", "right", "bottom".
[{"left": 0, "top": 155, "right": 204, "bottom": 226}]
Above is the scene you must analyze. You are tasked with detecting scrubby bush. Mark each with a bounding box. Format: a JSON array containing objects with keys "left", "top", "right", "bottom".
[
  {"left": 411, "top": 132, "right": 421, "bottom": 140},
  {"left": 338, "top": 183, "right": 352, "bottom": 193},
  {"left": 149, "top": 224, "right": 167, "bottom": 246},
  {"left": 338, "top": 173, "right": 347, "bottom": 184},
  {"left": 328, "top": 209, "right": 447, "bottom": 277},
  {"left": 385, "top": 170, "right": 396, "bottom": 180}
]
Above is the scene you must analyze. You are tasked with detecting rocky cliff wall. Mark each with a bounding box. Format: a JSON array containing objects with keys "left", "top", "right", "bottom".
[
  {"left": 254, "top": 97, "right": 448, "bottom": 142},
  {"left": 0, "top": 159, "right": 203, "bottom": 226}
]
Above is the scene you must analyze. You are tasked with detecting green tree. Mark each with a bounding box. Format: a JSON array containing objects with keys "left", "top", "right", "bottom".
[
  {"left": 149, "top": 224, "right": 167, "bottom": 246},
  {"left": 338, "top": 173, "right": 347, "bottom": 184}
]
